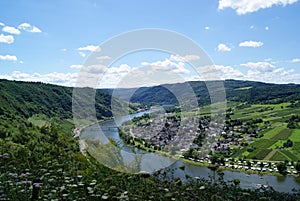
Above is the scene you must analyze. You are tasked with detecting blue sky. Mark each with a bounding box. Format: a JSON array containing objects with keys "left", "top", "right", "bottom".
[{"left": 0, "top": 0, "right": 300, "bottom": 87}]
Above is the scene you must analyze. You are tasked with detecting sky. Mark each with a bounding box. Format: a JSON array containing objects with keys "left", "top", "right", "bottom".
[{"left": 0, "top": 0, "right": 300, "bottom": 88}]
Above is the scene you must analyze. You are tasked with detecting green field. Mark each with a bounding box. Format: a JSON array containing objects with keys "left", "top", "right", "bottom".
[
  {"left": 228, "top": 102, "right": 300, "bottom": 162},
  {"left": 251, "top": 139, "right": 275, "bottom": 149},
  {"left": 262, "top": 126, "right": 286, "bottom": 139},
  {"left": 293, "top": 142, "right": 300, "bottom": 151},
  {"left": 270, "top": 128, "right": 292, "bottom": 141},
  {"left": 269, "top": 150, "right": 289, "bottom": 161},
  {"left": 290, "top": 129, "right": 300, "bottom": 142},
  {"left": 247, "top": 149, "right": 272, "bottom": 160},
  {"left": 280, "top": 150, "right": 298, "bottom": 161}
]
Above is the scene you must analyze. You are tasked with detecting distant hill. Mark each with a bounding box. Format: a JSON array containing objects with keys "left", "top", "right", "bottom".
[
  {"left": 0, "top": 79, "right": 113, "bottom": 120},
  {"left": 1, "top": 79, "right": 299, "bottom": 121},
  {"left": 107, "top": 80, "right": 300, "bottom": 106}
]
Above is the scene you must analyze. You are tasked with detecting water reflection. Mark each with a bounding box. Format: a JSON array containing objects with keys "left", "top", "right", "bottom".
[
  {"left": 82, "top": 111, "right": 300, "bottom": 193},
  {"left": 81, "top": 110, "right": 176, "bottom": 174}
]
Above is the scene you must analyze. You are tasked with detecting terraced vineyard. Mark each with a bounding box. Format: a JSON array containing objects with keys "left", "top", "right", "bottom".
[{"left": 228, "top": 102, "right": 300, "bottom": 162}]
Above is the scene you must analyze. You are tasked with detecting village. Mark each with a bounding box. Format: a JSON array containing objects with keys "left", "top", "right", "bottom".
[{"left": 119, "top": 109, "right": 300, "bottom": 176}]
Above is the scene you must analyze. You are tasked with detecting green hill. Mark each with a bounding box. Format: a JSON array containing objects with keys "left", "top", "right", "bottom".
[
  {"left": 0, "top": 79, "right": 299, "bottom": 200},
  {"left": 0, "top": 79, "right": 113, "bottom": 120},
  {"left": 110, "top": 80, "right": 300, "bottom": 106}
]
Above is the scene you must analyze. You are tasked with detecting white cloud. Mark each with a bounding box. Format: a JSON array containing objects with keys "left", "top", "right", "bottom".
[
  {"left": 205, "top": 26, "right": 210, "bottom": 30},
  {"left": 79, "top": 52, "right": 86, "bottom": 57},
  {"left": 218, "top": 0, "right": 298, "bottom": 15},
  {"left": 75, "top": 64, "right": 107, "bottom": 73},
  {"left": 0, "top": 34, "right": 14, "bottom": 44},
  {"left": 265, "top": 26, "right": 269, "bottom": 31},
  {"left": 245, "top": 67, "right": 285, "bottom": 82},
  {"left": 70, "top": 64, "right": 83, "bottom": 69},
  {"left": 71, "top": 63, "right": 123, "bottom": 75},
  {"left": 2, "top": 26, "right": 21, "bottom": 35},
  {"left": 75, "top": 57, "right": 193, "bottom": 88},
  {"left": 197, "top": 61, "right": 300, "bottom": 84},
  {"left": 74, "top": 63, "right": 135, "bottom": 88},
  {"left": 291, "top": 58, "right": 300, "bottom": 63},
  {"left": 2, "top": 61, "right": 300, "bottom": 88},
  {"left": 197, "top": 64, "right": 244, "bottom": 81},
  {"left": 77, "top": 45, "right": 100, "bottom": 52},
  {"left": 265, "top": 58, "right": 272, "bottom": 62},
  {"left": 0, "top": 54, "right": 17, "bottom": 61},
  {"left": 170, "top": 54, "right": 200, "bottom": 62},
  {"left": 239, "top": 40, "right": 263, "bottom": 47},
  {"left": 0, "top": 22, "right": 4, "bottom": 26},
  {"left": 238, "top": 60, "right": 300, "bottom": 83},
  {"left": 96, "top": 56, "right": 112, "bottom": 60},
  {"left": 215, "top": 65, "right": 244, "bottom": 79},
  {"left": 18, "top": 23, "right": 42, "bottom": 33},
  {"left": 61, "top": 48, "right": 67, "bottom": 52},
  {"left": 107, "top": 64, "right": 131, "bottom": 74},
  {"left": 250, "top": 25, "right": 255, "bottom": 29},
  {"left": 217, "top": 43, "right": 231, "bottom": 52},
  {"left": 142, "top": 59, "right": 190, "bottom": 74},
  {"left": 0, "top": 71, "right": 78, "bottom": 87},
  {"left": 241, "top": 61, "right": 275, "bottom": 72}
]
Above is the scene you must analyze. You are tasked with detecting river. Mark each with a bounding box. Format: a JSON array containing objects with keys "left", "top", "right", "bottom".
[{"left": 80, "top": 110, "right": 300, "bottom": 193}]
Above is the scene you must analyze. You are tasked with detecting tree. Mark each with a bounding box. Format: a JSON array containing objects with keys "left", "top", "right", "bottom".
[
  {"left": 210, "top": 155, "right": 219, "bottom": 165},
  {"left": 287, "top": 122, "right": 296, "bottom": 129},
  {"left": 277, "top": 162, "right": 287, "bottom": 175},
  {"left": 283, "top": 139, "right": 293, "bottom": 148},
  {"left": 233, "top": 178, "right": 240, "bottom": 186},
  {"left": 295, "top": 161, "right": 300, "bottom": 172}
]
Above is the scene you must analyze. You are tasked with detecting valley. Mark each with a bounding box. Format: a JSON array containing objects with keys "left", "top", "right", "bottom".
[
  {"left": 119, "top": 101, "right": 300, "bottom": 177},
  {"left": 1, "top": 79, "right": 300, "bottom": 200}
]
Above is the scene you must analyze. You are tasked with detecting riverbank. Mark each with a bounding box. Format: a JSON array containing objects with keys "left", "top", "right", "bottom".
[
  {"left": 79, "top": 110, "right": 300, "bottom": 193},
  {"left": 118, "top": 127, "right": 300, "bottom": 178}
]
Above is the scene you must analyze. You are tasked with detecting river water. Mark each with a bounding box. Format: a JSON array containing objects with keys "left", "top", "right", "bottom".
[{"left": 81, "top": 111, "right": 300, "bottom": 193}]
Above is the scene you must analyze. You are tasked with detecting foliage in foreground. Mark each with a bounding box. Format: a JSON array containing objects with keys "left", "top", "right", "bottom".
[{"left": 0, "top": 117, "right": 300, "bottom": 200}]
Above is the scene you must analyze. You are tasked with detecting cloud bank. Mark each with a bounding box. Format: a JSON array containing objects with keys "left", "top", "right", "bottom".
[{"left": 218, "top": 0, "right": 298, "bottom": 15}]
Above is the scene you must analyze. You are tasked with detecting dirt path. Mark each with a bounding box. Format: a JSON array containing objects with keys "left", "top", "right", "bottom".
[
  {"left": 264, "top": 149, "right": 277, "bottom": 160},
  {"left": 79, "top": 139, "right": 87, "bottom": 156}
]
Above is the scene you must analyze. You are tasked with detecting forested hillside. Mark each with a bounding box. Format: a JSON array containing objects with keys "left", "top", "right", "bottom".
[
  {"left": 0, "top": 79, "right": 113, "bottom": 120},
  {"left": 0, "top": 79, "right": 299, "bottom": 200},
  {"left": 110, "top": 80, "right": 300, "bottom": 106}
]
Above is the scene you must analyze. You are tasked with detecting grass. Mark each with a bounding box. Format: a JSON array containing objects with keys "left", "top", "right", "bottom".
[
  {"left": 293, "top": 142, "right": 300, "bottom": 152},
  {"left": 269, "top": 150, "right": 289, "bottom": 161},
  {"left": 231, "top": 102, "right": 298, "bottom": 124},
  {"left": 262, "top": 126, "right": 286, "bottom": 139},
  {"left": 229, "top": 102, "right": 300, "bottom": 162},
  {"left": 290, "top": 129, "right": 300, "bottom": 142},
  {"left": 264, "top": 150, "right": 277, "bottom": 160},
  {"left": 280, "top": 150, "right": 299, "bottom": 161},
  {"left": 270, "top": 128, "right": 292, "bottom": 141},
  {"left": 247, "top": 149, "right": 272, "bottom": 160},
  {"left": 251, "top": 139, "right": 275, "bottom": 149},
  {"left": 231, "top": 147, "right": 247, "bottom": 158},
  {"left": 235, "top": 86, "right": 253, "bottom": 90},
  {"left": 269, "top": 117, "right": 290, "bottom": 124},
  {"left": 292, "top": 142, "right": 300, "bottom": 158},
  {"left": 28, "top": 114, "right": 48, "bottom": 127},
  {"left": 198, "top": 101, "right": 234, "bottom": 116},
  {"left": 255, "top": 149, "right": 273, "bottom": 160},
  {"left": 269, "top": 140, "right": 285, "bottom": 149}
]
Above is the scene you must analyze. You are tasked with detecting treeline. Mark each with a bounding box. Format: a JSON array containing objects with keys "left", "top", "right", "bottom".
[
  {"left": 0, "top": 79, "right": 114, "bottom": 120},
  {"left": 116, "top": 79, "right": 300, "bottom": 106}
]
